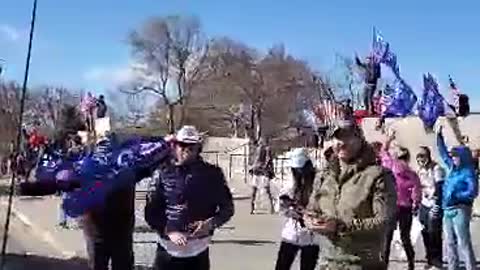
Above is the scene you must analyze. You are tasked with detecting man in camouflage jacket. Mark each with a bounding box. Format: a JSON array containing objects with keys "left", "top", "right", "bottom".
[{"left": 305, "top": 120, "right": 397, "bottom": 270}]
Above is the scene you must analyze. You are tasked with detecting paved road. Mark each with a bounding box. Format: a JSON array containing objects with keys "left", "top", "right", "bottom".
[
  {"left": 0, "top": 197, "right": 90, "bottom": 270},
  {"left": 5, "top": 177, "right": 479, "bottom": 269}
]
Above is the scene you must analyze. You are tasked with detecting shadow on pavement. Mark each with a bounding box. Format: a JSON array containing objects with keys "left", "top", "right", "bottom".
[
  {"left": 389, "top": 258, "right": 480, "bottom": 269},
  {"left": 2, "top": 254, "right": 88, "bottom": 270},
  {"left": 18, "top": 196, "right": 45, "bottom": 201},
  {"left": 2, "top": 254, "right": 155, "bottom": 270},
  {"left": 233, "top": 196, "right": 251, "bottom": 201},
  {"left": 212, "top": 239, "right": 276, "bottom": 246}
]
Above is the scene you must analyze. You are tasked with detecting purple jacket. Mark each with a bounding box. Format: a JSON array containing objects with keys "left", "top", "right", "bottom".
[{"left": 381, "top": 150, "right": 421, "bottom": 208}]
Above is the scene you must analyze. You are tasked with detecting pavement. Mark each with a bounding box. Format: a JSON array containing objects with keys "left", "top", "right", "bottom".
[
  {"left": 3, "top": 177, "right": 480, "bottom": 269},
  {"left": 0, "top": 193, "right": 90, "bottom": 270}
]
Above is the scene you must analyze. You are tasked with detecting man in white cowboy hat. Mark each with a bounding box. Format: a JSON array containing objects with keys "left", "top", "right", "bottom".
[{"left": 145, "top": 125, "right": 234, "bottom": 270}]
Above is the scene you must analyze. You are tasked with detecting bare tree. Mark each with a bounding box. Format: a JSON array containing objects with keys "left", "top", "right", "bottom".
[
  {"left": 187, "top": 38, "right": 316, "bottom": 143},
  {"left": 0, "top": 81, "right": 21, "bottom": 150},
  {"left": 330, "top": 54, "right": 363, "bottom": 106},
  {"left": 124, "top": 15, "right": 211, "bottom": 133},
  {"left": 26, "top": 86, "right": 78, "bottom": 130},
  {"left": 125, "top": 93, "right": 147, "bottom": 127}
]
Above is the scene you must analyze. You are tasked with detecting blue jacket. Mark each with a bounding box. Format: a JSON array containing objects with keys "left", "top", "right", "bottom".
[
  {"left": 145, "top": 158, "right": 234, "bottom": 236},
  {"left": 437, "top": 132, "right": 478, "bottom": 208}
]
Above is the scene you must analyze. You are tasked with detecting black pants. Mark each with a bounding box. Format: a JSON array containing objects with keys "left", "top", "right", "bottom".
[
  {"left": 83, "top": 186, "right": 135, "bottom": 270},
  {"left": 153, "top": 244, "right": 210, "bottom": 270},
  {"left": 84, "top": 229, "right": 134, "bottom": 270},
  {"left": 363, "top": 83, "right": 377, "bottom": 114},
  {"left": 419, "top": 205, "right": 443, "bottom": 266},
  {"left": 383, "top": 206, "right": 415, "bottom": 269},
  {"left": 274, "top": 241, "right": 319, "bottom": 270}
]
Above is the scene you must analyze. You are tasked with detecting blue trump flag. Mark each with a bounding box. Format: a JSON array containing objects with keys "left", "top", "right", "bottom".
[
  {"left": 383, "top": 78, "right": 417, "bottom": 117},
  {"left": 418, "top": 73, "right": 446, "bottom": 129},
  {"left": 372, "top": 27, "right": 400, "bottom": 77}
]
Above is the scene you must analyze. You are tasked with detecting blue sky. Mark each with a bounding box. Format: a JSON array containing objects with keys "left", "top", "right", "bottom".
[{"left": 1, "top": 0, "right": 479, "bottom": 108}]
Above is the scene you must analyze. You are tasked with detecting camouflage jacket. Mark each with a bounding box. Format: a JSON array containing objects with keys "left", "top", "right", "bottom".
[{"left": 307, "top": 143, "right": 397, "bottom": 269}]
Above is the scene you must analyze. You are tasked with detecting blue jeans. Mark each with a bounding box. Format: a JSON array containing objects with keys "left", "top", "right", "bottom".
[{"left": 444, "top": 205, "right": 476, "bottom": 270}]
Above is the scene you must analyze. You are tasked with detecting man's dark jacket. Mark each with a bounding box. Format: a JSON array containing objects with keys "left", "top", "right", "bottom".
[{"left": 145, "top": 158, "right": 234, "bottom": 236}]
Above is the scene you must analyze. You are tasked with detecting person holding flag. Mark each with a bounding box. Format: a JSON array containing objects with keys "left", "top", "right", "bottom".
[
  {"left": 449, "top": 76, "right": 470, "bottom": 117},
  {"left": 355, "top": 53, "right": 381, "bottom": 115}
]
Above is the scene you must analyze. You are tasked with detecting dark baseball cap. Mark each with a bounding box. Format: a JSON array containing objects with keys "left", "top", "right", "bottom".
[{"left": 329, "top": 119, "right": 363, "bottom": 139}]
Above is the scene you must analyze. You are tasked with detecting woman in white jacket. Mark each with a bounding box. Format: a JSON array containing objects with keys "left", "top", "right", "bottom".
[{"left": 274, "top": 148, "right": 319, "bottom": 270}]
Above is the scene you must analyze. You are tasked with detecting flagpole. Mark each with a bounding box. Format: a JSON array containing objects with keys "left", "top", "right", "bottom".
[
  {"left": 372, "top": 26, "right": 375, "bottom": 51},
  {"left": 0, "top": 0, "right": 38, "bottom": 269}
]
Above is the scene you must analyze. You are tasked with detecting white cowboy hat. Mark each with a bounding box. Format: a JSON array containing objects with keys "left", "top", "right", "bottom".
[{"left": 175, "top": 125, "right": 205, "bottom": 144}]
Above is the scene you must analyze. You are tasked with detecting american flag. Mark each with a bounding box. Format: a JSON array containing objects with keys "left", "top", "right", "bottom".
[
  {"left": 313, "top": 100, "right": 345, "bottom": 127},
  {"left": 376, "top": 84, "right": 394, "bottom": 115},
  {"left": 80, "top": 92, "right": 97, "bottom": 114}
]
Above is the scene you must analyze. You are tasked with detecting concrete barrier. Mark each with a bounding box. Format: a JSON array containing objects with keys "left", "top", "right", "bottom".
[
  {"left": 361, "top": 115, "right": 480, "bottom": 215},
  {"left": 361, "top": 115, "right": 480, "bottom": 169}
]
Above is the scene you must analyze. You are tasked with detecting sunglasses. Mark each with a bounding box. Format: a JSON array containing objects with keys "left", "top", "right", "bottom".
[{"left": 175, "top": 142, "right": 197, "bottom": 149}]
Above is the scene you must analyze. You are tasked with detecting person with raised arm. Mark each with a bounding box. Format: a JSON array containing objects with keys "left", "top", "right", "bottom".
[
  {"left": 380, "top": 131, "right": 421, "bottom": 270},
  {"left": 355, "top": 54, "right": 381, "bottom": 114},
  {"left": 436, "top": 125, "right": 478, "bottom": 270}
]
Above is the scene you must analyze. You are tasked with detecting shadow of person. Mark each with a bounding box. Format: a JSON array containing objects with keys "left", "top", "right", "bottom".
[{"left": 211, "top": 239, "right": 276, "bottom": 246}]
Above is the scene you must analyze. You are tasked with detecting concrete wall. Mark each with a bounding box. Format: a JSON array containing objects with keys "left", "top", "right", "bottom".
[
  {"left": 361, "top": 115, "right": 480, "bottom": 169},
  {"left": 361, "top": 115, "right": 480, "bottom": 215},
  {"left": 201, "top": 137, "right": 250, "bottom": 184}
]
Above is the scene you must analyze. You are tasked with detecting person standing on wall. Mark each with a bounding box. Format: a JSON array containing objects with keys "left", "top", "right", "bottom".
[
  {"left": 355, "top": 54, "right": 381, "bottom": 115},
  {"left": 96, "top": 95, "right": 107, "bottom": 119}
]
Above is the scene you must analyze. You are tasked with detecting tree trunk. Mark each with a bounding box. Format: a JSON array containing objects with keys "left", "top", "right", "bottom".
[
  {"left": 167, "top": 104, "right": 175, "bottom": 134},
  {"left": 254, "top": 108, "right": 262, "bottom": 141},
  {"left": 245, "top": 104, "right": 256, "bottom": 144}
]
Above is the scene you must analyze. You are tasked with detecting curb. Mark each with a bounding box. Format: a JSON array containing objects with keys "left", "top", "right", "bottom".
[{"left": 0, "top": 200, "right": 77, "bottom": 259}]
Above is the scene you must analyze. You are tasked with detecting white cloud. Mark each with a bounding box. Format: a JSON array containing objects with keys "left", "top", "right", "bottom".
[
  {"left": 83, "top": 65, "right": 136, "bottom": 86},
  {"left": 0, "top": 24, "right": 24, "bottom": 42}
]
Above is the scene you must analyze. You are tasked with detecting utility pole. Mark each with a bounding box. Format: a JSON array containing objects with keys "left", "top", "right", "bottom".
[{"left": 0, "top": 0, "right": 38, "bottom": 269}]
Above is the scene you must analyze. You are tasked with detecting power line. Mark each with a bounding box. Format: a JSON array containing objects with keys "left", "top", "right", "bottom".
[{"left": 0, "top": 0, "right": 38, "bottom": 269}]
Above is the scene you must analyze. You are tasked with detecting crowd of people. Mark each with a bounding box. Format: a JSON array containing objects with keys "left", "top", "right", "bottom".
[
  {"left": 268, "top": 119, "right": 479, "bottom": 270},
  {"left": 60, "top": 119, "right": 477, "bottom": 270},
  {"left": 3, "top": 87, "right": 479, "bottom": 270}
]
